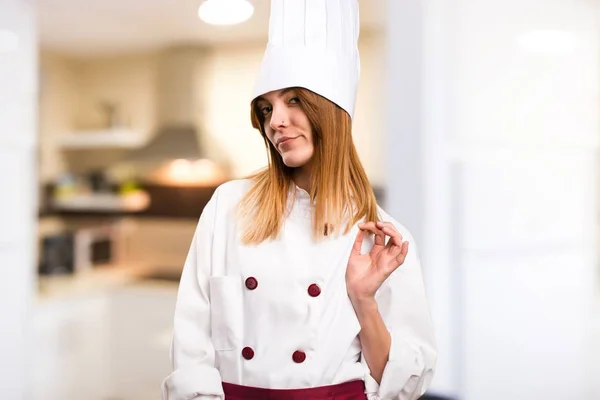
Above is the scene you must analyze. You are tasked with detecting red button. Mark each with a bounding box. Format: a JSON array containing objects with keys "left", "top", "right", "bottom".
[
  {"left": 245, "top": 277, "right": 258, "bottom": 290},
  {"left": 292, "top": 350, "right": 306, "bottom": 363},
  {"left": 242, "top": 347, "right": 254, "bottom": 360},
  {"left": 307, "top": 283, "right": 321, "bottom": 297}
]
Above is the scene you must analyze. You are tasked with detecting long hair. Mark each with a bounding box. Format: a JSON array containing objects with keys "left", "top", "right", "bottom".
[{"left": 237, "top": 87, "right": 379, "bottom": 244}]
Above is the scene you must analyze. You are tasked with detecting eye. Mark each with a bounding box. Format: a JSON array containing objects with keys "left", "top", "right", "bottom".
[
  {"left": 289, "top": 97, "right": 300, "bottom": 104},
  {"left": 260, "top": 105, "right": 272, "bottom": 116}
]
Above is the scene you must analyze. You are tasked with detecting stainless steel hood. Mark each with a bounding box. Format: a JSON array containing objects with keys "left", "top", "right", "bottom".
[{"left": 125, "top": 126, "right": 201, "bottom": 163}]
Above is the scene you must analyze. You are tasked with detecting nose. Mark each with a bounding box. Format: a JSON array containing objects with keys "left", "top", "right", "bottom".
[{"left": 269, "top": 103, "right": 290, "bottom": 131}]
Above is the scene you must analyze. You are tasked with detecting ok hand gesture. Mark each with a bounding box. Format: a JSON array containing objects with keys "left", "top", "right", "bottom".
[{"left": 346, "top": 221, "right": 409, "bottom": 303}]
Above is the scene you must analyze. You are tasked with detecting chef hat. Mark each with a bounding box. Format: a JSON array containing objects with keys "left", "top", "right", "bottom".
[{"left": 252, "top": 0, "right": 361, "bottom": 118}]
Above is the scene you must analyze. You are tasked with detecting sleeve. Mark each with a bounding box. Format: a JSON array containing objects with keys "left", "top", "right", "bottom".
[
  {"left": 161, "top": 191, "right": 225, "bottom": 400},
  {"left": 363, "top": 220, "right": 438, "bottom": 400}
]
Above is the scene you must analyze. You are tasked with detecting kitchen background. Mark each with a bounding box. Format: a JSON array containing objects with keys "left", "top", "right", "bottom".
[{"left": 2, "top": 0, "right": 600, "bottom": 399}]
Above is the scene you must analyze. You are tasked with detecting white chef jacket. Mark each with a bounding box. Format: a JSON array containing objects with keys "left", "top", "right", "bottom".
[{"left": 162, "top": 179, "right": 437, "bottom": 400}]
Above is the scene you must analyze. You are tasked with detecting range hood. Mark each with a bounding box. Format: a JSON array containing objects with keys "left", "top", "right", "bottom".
[
  {"left": 123, "top": 46, "right": 229, "bottom": 186},
  {"left": 125, "top": 126, "right": 201, "bottom": 163}
]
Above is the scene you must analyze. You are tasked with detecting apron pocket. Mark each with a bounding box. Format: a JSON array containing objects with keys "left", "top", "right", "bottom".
[{"left": 209, "top": 276, "right": 243, "bottom": 351}]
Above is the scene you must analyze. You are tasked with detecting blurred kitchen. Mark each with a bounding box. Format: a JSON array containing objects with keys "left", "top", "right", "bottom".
[{"left": 2, "top": 0, "right": 600, "bottom": 399}]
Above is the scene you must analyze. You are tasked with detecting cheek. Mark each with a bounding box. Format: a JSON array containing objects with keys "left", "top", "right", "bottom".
[
  {"left": 305, "top": 128, "right": 314, "bottom": 145},
  {"left": 302, "top": 120, "right": 314, "bottom": 144},
  {"left": 263, "top": 125, "right": 275, "bottom": 143},
  {"left": 291, "top": 112, "right": 312, "bottom": 136}
]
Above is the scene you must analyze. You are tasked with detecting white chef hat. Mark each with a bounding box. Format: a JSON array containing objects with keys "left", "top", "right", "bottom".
[{"left": 252, "top": 0, "right": 361, "bottom": 118}]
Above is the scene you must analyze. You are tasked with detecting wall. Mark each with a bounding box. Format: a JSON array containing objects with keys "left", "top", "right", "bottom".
[
  {"left": 448, "top": 1, "right": 599, "bottom": 397},
  {"left": 0, "top": 0, "right": 38, "bottom": 398},
  {"left": 386, "top": 0, "right": 600, "bottom": 398},
  {"left": 38, "top": 30, "right": 386, "bottom": 185},
  {"left": 76, "top": 53, "right": 159, "bottom": 133},
  {"left": 39, "top": 51, "right": 80, "bottom": 182}
]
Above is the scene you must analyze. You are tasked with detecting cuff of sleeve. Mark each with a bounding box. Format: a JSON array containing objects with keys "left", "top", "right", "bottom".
[
  {"left": 162, "top": 364, "right": 224, "bottom": 400},
  {"left": 364, "top": 333, "right": 435, "bottom": 400}
]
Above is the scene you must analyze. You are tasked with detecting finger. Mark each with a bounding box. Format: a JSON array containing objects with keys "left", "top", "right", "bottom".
[
  {"left": 376, "top": 221, "right": 398, "bottom": 234},
  {"left": 360, "top": 221, "right": 380, "bottom": 231},
  {"left": 385, "top": 237, "right": 404, "bottom": 260},
  {"left": 381, "top": 225, "right": 403, "bottom": 249},
  {"left": 373, "top": 227, "right": 386, "bottom": 247},
  {"left": 392, "top": 241, "right": 410, "bottom": 267},
  {"left": 382, "top": 241, "right": 408, "bottom": 272},
  {"left": 359, "top": 222, "right": 386, "bottom": 246},
  {"left": 351, "top": 229, "right": 365, "bottom": 255}
]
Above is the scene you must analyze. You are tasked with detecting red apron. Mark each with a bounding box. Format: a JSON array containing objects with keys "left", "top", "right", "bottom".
[{"left": 222, "top": 380, "right": 367, "bottom": 400}]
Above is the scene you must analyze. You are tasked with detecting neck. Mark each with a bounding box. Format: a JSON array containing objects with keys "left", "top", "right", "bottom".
[{"left": 292, "top": 164, "right": 312, "bottom": 192}]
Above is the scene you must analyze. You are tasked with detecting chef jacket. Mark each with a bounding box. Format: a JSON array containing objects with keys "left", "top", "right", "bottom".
[{"left": 162, "top": 179, "right": 437, "bottom": 400}]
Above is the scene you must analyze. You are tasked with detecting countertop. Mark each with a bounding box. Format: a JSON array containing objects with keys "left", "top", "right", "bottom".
[{"left": 36, "top": 263, "right": 178, "bottom": 303}]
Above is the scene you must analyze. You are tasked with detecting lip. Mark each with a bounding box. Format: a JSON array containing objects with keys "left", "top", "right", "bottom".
[{"left": 276, "top": 136, "right": 297, "bottom": 146}]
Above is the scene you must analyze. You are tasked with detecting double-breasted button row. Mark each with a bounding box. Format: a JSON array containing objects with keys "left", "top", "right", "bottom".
[
  {"left": 241, "top": 347, "right": 307, "bottom": 363},
  {"left": 245, "top": 277, "right": 321, "bottom": 298},
  {"left": 241, "top": 278, "right": 316, "bottom": 365}
]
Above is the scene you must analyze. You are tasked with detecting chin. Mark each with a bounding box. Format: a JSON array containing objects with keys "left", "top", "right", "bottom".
[
  {"left": 282, "top": 159, "right": 309, "bottom": 168},
  {"left": 279, "top": 145, "right": 314, "bottom": 168},
  {"left": 281, "top": 154, "right": 311, "bottom": 168}
]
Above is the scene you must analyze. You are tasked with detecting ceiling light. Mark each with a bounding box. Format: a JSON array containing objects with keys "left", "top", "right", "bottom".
[
  {"left": 0, "top": 30, "right": 19, "bottom": 52},
  {"left": 516, "top": 30, "right": 578, "bottom": 56},
  {"left": 198, "top": 0, "right": 254, "bottom": 26}
]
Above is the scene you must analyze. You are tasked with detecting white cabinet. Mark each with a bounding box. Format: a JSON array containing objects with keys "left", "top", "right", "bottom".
[
  {"left": 32, "top": 283, "right": 178, "bottom": 400},
  {"left": 32, "top": 295, "right": 112, "bottom": 400}
]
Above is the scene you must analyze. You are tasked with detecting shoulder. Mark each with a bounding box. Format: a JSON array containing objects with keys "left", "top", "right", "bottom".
[
  {"left": 376, "top": 205, "right": 416, "bottom": 243},
  {"left": 199, "top": 178, "right": 254, "bottom": 224},
  {"left": 206, "top": 178, "right": 256, "bottom": 215},
  {"left": 213, "top": 178, "right": 254, "bottom": 202}
]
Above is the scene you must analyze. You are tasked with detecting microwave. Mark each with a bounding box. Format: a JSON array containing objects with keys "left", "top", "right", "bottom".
[
  {"left": 39, "top": 223, "right": 122, "bottom": 276},
  {"left": 73, "top": 224, "right": 120, "bottom": 272}
]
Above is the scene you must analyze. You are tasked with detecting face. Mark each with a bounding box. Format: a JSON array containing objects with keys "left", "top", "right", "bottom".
[{"left": 255, "top": 88, "right": 315, "bottom": 169}]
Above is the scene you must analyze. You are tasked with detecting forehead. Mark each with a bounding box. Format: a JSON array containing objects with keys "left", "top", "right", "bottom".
[{"left": 258, "top": 87, "right": 297, "bottom": 103}]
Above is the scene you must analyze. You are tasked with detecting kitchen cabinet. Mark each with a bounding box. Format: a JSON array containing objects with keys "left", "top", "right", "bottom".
[{"left": 33, "top": 274, "right": 177, "bottom": 400}]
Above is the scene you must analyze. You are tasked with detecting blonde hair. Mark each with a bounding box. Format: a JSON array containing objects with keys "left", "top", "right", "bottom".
[{"left": 237, "top": 87, "right": 379, "bottom": 244}]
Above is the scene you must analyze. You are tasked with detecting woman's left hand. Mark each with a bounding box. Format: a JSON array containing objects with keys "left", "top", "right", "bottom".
[{"left": 346, "top": 221, "right": 409, "bottom": 304}]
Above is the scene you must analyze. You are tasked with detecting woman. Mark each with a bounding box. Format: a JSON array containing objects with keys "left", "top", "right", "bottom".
[{"left": 162, "top": 1, "right": 436, "bottom": 399}]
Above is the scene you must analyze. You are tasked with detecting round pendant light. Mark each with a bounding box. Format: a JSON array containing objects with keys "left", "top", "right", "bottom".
[{"left": 198, "top": 0, "right": 254, "bottom": 26}]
